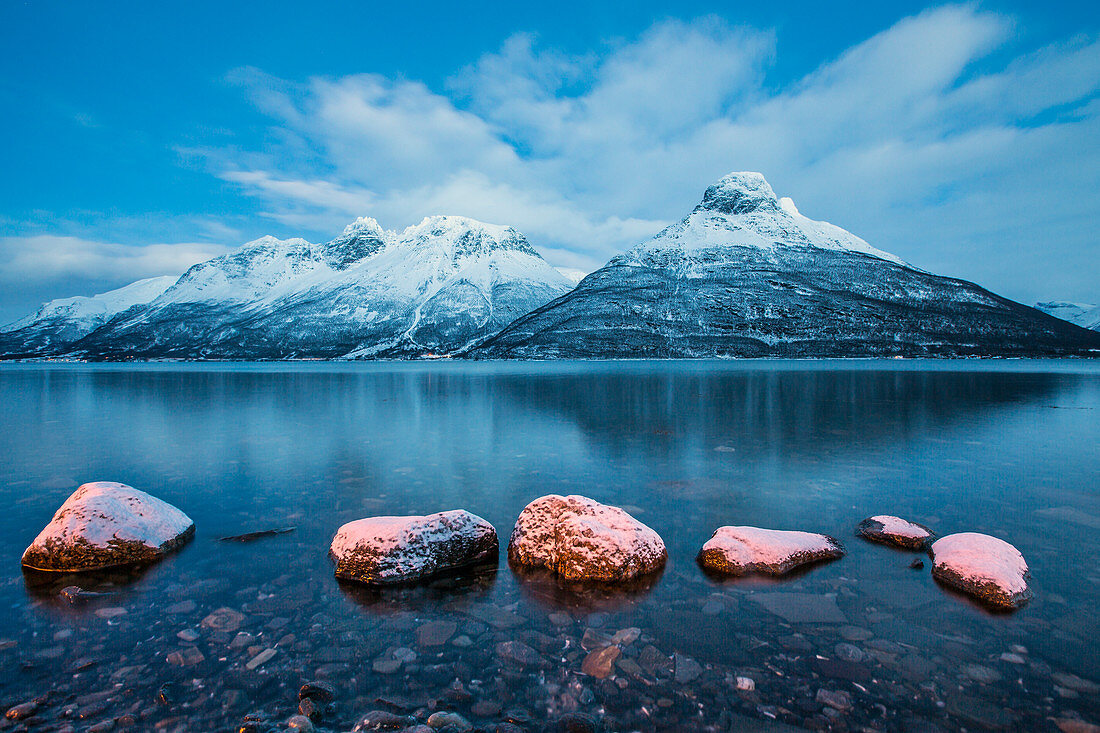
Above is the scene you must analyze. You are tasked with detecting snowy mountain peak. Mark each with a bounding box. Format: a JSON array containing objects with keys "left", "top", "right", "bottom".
[
  {"left": 340, "top": 216, "right": 384, "bottom": 238},
  {"left": 630, "top": 171, "right": 905, "bottom": 266},
  {"left": 696, "top": 172, "right": 782, "bottom": 215},
  {"left": 322, "top": 217, "right": 388, "bottom": 270},
  {"left": 400, "top": 215, "right": 538, "bottom": 258}
]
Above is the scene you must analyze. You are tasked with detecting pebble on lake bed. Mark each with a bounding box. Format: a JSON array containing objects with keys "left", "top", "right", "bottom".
[
  {"left": 507, "top": 494, "right": 667, "bottom": 582},
  {"left": 329, "top": 510, "right": 498, "bottom": 584},
  {"left": 930, "top": 532, "right": 1032, "bottom": 609},
  {"left": 697, "top": 526, "right": 844, "bottom": 576},
  {"left": 21, "top": 482, "right": 194, "bottom": 572},
  {"left": 857, "top": 515, "right": 935, "bottom": 550}
]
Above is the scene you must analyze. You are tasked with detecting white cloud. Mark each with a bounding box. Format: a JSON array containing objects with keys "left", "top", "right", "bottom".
[
  {"left": 215, "top": 5, "right": 1099, "bottom": 304},
  {"left": 0, "top": 235, "right": 228, "bottom": 285}
]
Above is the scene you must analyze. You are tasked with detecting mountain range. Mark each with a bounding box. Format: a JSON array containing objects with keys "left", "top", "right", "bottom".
[
  {"left": 1, "top": 216, "right": 571, "bottom": 359},
  {"left": 2, "top": 172, "right": 1097, "bottom": 360}
]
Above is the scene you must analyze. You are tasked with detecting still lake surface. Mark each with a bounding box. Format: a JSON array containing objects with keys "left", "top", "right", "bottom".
[{"left": 1, "top": 361, "right": 1098, "bottom": 732}]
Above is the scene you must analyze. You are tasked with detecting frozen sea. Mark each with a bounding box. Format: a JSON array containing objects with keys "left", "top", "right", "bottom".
[{"left": 1, "top": 360, "right": 1098, "bottom": 731}]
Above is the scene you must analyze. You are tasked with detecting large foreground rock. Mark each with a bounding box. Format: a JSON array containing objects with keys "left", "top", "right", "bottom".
[
  {"left": 21, "top": 482, "right": 195, "bottom": 572},
  {"left": 330, "top": 510, "right": 498, "bottom": 584},
  {"left": 857, "top": 515, "right": 934, "bottom": 550},
  {"left": 930, "top": 532, "right": 1032, "bottom": 609},
  {"left": 698, "top": 526, "right": 844, "bottom": 576},
  {"left": 508, "top": 495, "right": 666, "bottom": 582}
]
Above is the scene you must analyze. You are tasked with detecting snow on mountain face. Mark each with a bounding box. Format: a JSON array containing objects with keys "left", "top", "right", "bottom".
[
  {"left": 473, "top": 172, "right": 1100, "bottom": 359},
  {"left": 628, "top": 172, "right": 904, "bottom": 267},
  {"left": 1035, "top": 301, "right": 1100, "bottom": 331},
  {"left": 59, "top": 216, "right": 571, "bottom": 360},
  {"left": 0, "top": 276, "right": 176, "bottom": 357}
]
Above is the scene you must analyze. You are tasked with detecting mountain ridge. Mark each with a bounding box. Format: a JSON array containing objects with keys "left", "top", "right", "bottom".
[{"left": 471, "top": 172, "right": 1100, "bottom": 359}]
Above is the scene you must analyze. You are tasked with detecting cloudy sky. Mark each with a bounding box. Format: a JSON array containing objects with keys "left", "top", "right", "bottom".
[{"left": 1, "top": 1, "right": 1098, "bottom": 324}]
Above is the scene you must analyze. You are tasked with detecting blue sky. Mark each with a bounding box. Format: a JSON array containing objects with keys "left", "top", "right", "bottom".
[{"left": 1, "top": 1, "right": 1098, "bottom": 323}]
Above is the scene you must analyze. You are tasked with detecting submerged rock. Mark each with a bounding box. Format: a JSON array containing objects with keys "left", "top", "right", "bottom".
[
  {"left": 857, "top": 515, "right": 934, "bottom": 550},
  {"left": 507, "top": 494, "right": 667, "bottom": 582},
  {"left": 21, "top": 482, "right": 194, "bottom": 572},
  {"left": 930, "top": 532, "right": 1032, "bottom": 609},
  {"left": 329, "top": 510, "right": 498, "bottom": 584},
  {"left": 697, "top": 526, "right": 844, "bottom": 576}
]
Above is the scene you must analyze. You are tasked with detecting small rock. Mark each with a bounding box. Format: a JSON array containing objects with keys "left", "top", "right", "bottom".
[
  {"left": 910, "top": 558, "right": 925, "bottom": 570},
  {"left": 611, "top": 627, "right": 641, "bottom": 645},
  {"left": 245, "top": 647, "right": 276, "bottom": 670},
  {"left": 581, "top": 646, "right": 621, "bottom": 679},
  {"left": 736, "top": 676, "right": 755, "bottom": 691},
  {"left": 6, "top": 700, "right": 40, "bottom": 720},
  {"left": 839, "top": 626, "right": 873, "bottom": 641},
  {"left": 166, "top": 647, "right": 204, "bottom": 666},
  {"left": 299, "top": 681, "right": 335, "bottom": 703},
  {"left": 857, "top": 515, "right": 934, "bottom": 550},
  {"left": 229, "top": 631, "right": 255, "bottom": 649},
  {"left": 834, "top": 643, "right": 865, "bottom": 663},
  {"left": 21, "top": 482, "right": 195, "bottom": 572},
  {"left": 1052, "top": 673, "right": 1100, "bottom": 694},
  {"left": 416, "top": 620, "right": 457, "bottom": 647},
  {"left": 507, "top": 494, "right": 666, "bottom": 581},
  {"left": 287, "top": 715, "right": 314, "bottom": 732},
  {"left": 352, "top": 710, "right": 412, "bottom": 731},
  {"left": 816, "top": 688, "right": 852, "bottom": 711},
  {"left": 548, "top": 612, "right": 572, "bottom": 626},
  {"left": 165, "top": 600, "right": 197, "bottom": 614},
  {"left": 495, "top": 641, "right": 541, "bottom": 667},
  {"left": 930, "top": 533, "right": 1032, "bottom": 609},
  {"left": 94, "top": 607, "right": 127, "bottom": 619},
  {"left": 427, "top": 711, "right": 472, "bottom": 730},
  {"left": 698, "top": 526, "right": 844, "bottom": 576},
  {"left": 555, "top": 712, "right": 598, "bottom": 733},
  {"left": 581, "top": 628, "right": 613, "bottom": 651},
  {"left": 1056, "top": 720, "right": 1100, "bottom": 733},
  {"left": 372, "top": 658, "right": 402, "bottom": 674},
  {"left": 298, "top": 697, "right": 324, "bottom": 721},
  {"left": 962, "top": 664, "right": 1001, "bottom": 684},
  {"left": 330, "top": 511, "right": 498, "bottom": 584},
  {"left": 751, "top": 592, "right": 847, "bottom": 624},
  {"left": 999, "top": 652, "right": 1026, "bottom": 664},
  {"left": 674, "top": 653, "right": 702, "bottom": 683},
  {"left": 202, "top": 607, "right": 245, "bottom": 633},
  {"left": 176, "top": 628, "right": 201, "bottom": 642}
]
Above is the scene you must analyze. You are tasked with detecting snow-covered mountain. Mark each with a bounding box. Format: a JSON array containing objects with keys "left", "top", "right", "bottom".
[
  {"left": 46, "top": 216, "right": 572, "bottom": 359},
  {"left": 1035, "top": 301, "right": 1100, "bottom": 331},
  {"left": 0, "top": 276, "right": 176, "bottom": 357},
  {"left": 473, "top": 172, "right": 1100, "bottom": 358}
]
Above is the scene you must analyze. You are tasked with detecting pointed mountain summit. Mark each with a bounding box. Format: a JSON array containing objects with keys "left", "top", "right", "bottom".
[
  {"left": 473, "top": 172, "right": 1100, "bottom": 358},
  {"left": 17, "top": 216, "right": 571, "bottom": 360}
]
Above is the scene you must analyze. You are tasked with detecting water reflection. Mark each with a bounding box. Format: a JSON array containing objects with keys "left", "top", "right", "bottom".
[{"left": 1, "top": 362, "right": 1098, "bottom": 731}]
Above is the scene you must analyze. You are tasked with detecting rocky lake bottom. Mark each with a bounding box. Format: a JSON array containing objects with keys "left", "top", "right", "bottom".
[{"left": 1, "top": 361, "right": 1098, "bottom": 732}]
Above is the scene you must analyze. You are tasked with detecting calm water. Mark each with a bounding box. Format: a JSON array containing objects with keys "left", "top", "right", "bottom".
[{"left": 1, "top": 361, "right": 1099, "bottom": 732}]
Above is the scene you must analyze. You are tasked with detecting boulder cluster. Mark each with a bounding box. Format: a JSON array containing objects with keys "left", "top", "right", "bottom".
[{"left": 22, "top": 485, "right": 1032, "bottom": 610}]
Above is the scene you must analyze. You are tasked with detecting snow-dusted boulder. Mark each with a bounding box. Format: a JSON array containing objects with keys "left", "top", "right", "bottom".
[
  {"left": 857, "top": 515, "right": 934, "bottom": 550},
  {"left": 21, "top": 482, "right": 194, "bottom": 572},
  {"left": 330, "top": 510, "right": 498, "bottom": 585},
  {"left": 697, "top": 526, "right": 844, "bottom": 576},
  {"left": 930, "top": 533, "right": 1032, "bottom": 609},
  {"left": 507, "top": 495, "right": 666, "bottom": 582}
]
